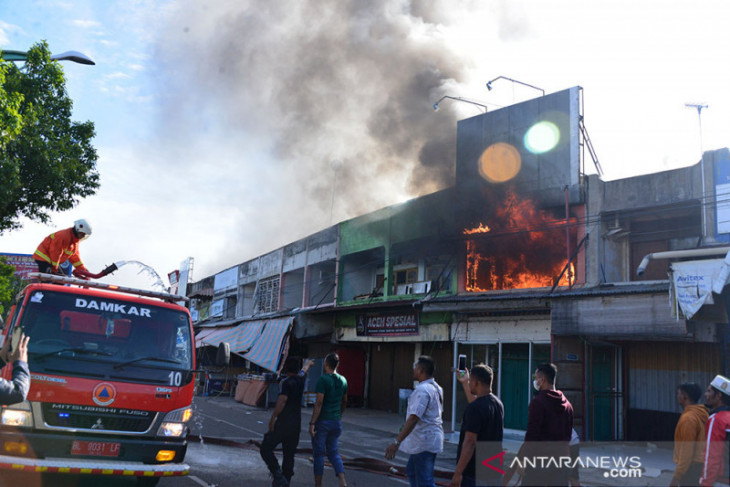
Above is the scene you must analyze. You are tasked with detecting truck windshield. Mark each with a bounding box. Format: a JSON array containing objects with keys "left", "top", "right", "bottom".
[{"left": 17, "top": 290, "right": 193, "bottom": 379}]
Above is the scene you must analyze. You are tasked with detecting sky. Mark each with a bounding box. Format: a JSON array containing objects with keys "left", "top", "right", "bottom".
[{"left": 1, "top": 0, "right": 730, "bottom": 291}]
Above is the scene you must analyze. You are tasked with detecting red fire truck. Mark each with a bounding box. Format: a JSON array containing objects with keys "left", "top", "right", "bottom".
[{"left": 0, "top": 273, "right": 196, "bottom": 485}]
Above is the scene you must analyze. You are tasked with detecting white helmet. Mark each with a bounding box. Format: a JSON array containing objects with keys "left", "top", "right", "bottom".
[{"left": 73, "top": 219, "right": 92, "bottom": 237}]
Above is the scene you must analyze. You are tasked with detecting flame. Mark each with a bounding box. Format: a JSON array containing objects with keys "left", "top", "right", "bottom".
[
  {"left": 463, "top": 223, "right": 491, "bottom": 235},
  {"left": 464, "top": 191, "right": 577, "bottom": 292}
]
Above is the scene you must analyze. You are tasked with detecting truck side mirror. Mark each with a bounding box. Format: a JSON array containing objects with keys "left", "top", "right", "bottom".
[{"left": 216, "top": 342, "right": 230, "bottom": 366}]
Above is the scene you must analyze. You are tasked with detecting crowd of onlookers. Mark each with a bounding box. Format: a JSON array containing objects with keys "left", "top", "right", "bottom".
[{"left": 258, "top": 352, "right": 730, "bottom": 487}]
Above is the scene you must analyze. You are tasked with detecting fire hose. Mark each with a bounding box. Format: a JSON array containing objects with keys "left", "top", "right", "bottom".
[{"left": 72, "top": 263, "right": 118, "bottom": 280}]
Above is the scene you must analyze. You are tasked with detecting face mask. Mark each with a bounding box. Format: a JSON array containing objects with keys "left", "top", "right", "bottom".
[{"left": 533, "top": 379, "right": 541, "bottom": 391}]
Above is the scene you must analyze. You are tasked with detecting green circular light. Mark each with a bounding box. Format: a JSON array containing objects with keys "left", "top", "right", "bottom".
[{"left": 524, "top": 121, "right": 560, "bottom": 154}]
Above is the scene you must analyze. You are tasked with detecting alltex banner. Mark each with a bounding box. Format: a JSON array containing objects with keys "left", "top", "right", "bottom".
[{"left": 670, "top": 257, "right": 730, "bottom": 319}]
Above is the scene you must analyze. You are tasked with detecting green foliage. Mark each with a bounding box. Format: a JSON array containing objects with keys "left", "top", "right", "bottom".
[
  {"left": 0, "top": 41, "right": 99, "bottom": 233},
  {"left": 0, "top": 257, "right": 22, "bottom": 320},
  {"left": 0, "top": 62, "right": 23, "bottom": 147}
]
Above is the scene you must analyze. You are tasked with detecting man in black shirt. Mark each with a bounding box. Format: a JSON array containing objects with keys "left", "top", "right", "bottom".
[
  {"left": 260, "top": 357, "right": 313, "bottom": 487},
  {"left": 451, "top": 363, "right": 504, "bottom": 487}
]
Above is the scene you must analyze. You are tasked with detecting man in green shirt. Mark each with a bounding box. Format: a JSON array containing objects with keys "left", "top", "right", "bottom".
[{"left": 309, "top": 352, "right": 348, "bottom": 487}]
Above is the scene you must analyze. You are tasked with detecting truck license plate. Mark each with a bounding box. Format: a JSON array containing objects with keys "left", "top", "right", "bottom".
[{"left": 70, "top": 440, "right": 121, "bottom": 457}]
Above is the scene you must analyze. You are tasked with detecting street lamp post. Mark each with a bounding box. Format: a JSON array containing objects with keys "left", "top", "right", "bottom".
[
  {"left": 1, "top": 49, "right": 95, "bottom": 65},
  {"left": 486, "top": 76, "right": 545, "bottom": 97},
  {"left": 432, "top": 95, "right": 492, "bottom": 113}
]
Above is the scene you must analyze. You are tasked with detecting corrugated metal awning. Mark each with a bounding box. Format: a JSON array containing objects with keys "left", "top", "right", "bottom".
[
  {"left": 551, "top": 293, "right": 686, "bottom": 338},
  {"left": 188, "top": 287, "right": 214, "bottom": 298},
  {"left": 243, "top": 316, "right": 294, "bottom": 372},
  {"left": 195, "top": 320, "right": 266, "bottom": 354}
]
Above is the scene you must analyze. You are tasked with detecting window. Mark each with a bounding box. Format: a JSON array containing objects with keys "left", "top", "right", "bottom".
[
  {"left": 255, "top": 276, "right": 280, "bottom": 313},
  {"left": 426, "top": 256, "right": 453, "bottom": 292},
  {"left": 394, "top": 268, "right": 418, "bottom": 286},
  {"left": 16, "top": 290, "right": 193, "bottom": 385}
]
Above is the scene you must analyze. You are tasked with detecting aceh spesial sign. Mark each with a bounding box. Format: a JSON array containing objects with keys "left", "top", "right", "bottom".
[{"left": 355, "top": 311, "right": 419, "bottom": 337}]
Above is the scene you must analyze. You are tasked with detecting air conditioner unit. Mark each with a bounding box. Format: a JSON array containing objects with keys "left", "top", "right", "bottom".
[
  {"left": 396, "top": 284, "right": 412, "bottom": 295},
  {"left": 411, "top": 281, "right": 432, "bottom": 294}
]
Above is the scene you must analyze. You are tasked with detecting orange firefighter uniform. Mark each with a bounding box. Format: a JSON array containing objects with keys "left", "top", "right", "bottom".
[{"left": 33, "top": 228, "right": 88, "bottom": 273}]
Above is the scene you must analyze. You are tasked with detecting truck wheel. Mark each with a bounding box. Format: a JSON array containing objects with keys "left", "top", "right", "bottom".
[{"left": 136, "top": 477, "right": 161, "bottom": 486}]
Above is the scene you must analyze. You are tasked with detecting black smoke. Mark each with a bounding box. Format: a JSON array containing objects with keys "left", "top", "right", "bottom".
[{"left": 150, "top": 0, "right": 478, "bottom": 268}]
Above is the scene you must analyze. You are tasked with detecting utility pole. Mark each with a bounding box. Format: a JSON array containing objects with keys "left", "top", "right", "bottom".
[
  {"left": 329, "top": 159, "right": 343, "bottom": 226},
  {"left": 686, "top": 103, "right": 709, "bottom": 238}
]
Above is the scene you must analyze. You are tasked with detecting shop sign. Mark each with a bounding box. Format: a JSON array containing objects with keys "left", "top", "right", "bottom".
[{"left": 355, "top": 311, "right": 419, "bottom": 337}]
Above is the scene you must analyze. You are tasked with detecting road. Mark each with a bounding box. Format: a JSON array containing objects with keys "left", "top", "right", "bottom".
[
  {"left": 0, "top": 396, "right": 433, "bottom": 487},
  {"left": 0, "top": 396, "right": 679, "bottom": 486}
]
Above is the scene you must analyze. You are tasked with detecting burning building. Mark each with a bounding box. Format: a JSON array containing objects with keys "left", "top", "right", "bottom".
[
  {"left": 190, "top": 85, "right": 728, "bottom": 442},
  {"left": 462, "top": 188, "right": 577, "bottom": 291}
]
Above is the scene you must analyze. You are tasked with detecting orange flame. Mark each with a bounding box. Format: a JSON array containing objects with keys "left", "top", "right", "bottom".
[
  {"left": 463, "top": 223, "right": 491, "bottom": 235},
  {"left": 464, "top": 191, "right": 577, "bottom": 292}
]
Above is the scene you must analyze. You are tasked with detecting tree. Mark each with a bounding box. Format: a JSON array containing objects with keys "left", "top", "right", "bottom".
[
  {"left": 0, "top": 257, "right": 22, "bottom": 321},
  {"left": 0, "top": 41, "right": 99, "bottom": 233}
]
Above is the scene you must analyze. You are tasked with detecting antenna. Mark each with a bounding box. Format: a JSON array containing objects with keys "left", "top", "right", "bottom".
[
  {"left": 329, "top": 159, "right": 343, "bottom": 225},
  {"left": 685, "top": 103, "right": 709, "bottom": 237}
]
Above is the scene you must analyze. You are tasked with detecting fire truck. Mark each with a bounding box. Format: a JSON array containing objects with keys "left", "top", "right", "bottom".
[{"left": 0, "top": 273, "right": 196, "bottom": 485}]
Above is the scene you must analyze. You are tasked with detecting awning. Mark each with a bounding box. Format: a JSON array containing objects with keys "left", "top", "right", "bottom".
[
  {"left": 195, "top": 320, "right": 266, "bottom": 354},
  {"left": 243, "top": 316, "right": 294, "bottom": 372}
]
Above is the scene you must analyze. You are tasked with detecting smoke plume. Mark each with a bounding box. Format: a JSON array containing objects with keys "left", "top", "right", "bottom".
[{"left": 150, "top": 0, "right": 476, "bottom": 271}]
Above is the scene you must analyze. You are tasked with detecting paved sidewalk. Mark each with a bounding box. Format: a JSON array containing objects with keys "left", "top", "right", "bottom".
[{"left": 193, "top": 395, "right": 678, "bottom": 486}]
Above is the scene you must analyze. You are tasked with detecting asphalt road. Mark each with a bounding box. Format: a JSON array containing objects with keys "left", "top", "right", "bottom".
[
  {"left": 0, "top": 442, "right": 413, "bottom": 487},
  {"left": 0, "top": 395, "right": 427, "bottom": 487},
  {"left": 0, "top": 396, "right": 679, "bottom": 486}
]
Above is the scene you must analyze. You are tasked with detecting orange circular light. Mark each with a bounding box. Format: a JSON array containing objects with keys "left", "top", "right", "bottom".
[{"left": 478, "top": 142, "right": 522, "bottom": 183}]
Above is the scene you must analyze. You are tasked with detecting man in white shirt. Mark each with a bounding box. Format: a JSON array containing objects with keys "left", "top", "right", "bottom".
[{"left": 385, "top": 355, "right": 444, "bottom": 487}]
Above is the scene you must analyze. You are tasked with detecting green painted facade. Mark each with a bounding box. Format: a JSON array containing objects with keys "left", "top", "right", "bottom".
[{"left": 337, "top": 188, "right": 460, "bottom": 304}]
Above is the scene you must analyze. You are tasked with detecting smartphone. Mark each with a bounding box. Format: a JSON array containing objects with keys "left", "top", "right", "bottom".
[
  {"left": 9, "top": 326, "right": 23, "bottom": 354},
  {"left": 457, "top": 354, "right": 467, "bottom": 372}
]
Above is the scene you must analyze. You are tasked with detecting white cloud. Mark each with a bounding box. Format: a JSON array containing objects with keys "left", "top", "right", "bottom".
[
  {"left": 0, "top": 20, "right": 22, "bottom": 46},
  {"left": 106, "top": 71, "right": 132, "bottom": 80},
  {"left": 71, "top": 19, "right": 102, "bottom": 29}
]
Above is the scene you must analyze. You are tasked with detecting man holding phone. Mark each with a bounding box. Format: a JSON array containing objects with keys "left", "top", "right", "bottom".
[
  {"left": 453, "top": 364, "right": 504, "bottom": 487},
  {"left": 0, "top": 331, "right": 30, "bottom": 405}
]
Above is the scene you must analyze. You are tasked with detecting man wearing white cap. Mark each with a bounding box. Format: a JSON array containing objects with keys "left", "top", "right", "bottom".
[{"left": 699, "top": 375, "right": 730, "bottom": 487}]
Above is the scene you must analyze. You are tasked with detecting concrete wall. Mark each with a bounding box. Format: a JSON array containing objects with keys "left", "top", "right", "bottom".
[
  {"left": 600, "top": 164, "right": 700, "bottom": 212},
  {"left": 282, "top": 240, "right": 307, "bottom": 273},
  {"left": 585, "top": 159, "right": 708, "bottom": 285}
]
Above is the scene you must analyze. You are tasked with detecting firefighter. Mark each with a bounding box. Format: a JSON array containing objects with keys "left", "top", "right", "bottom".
[{"left": 33, "top": 219, "right": 92, "bottom": 278}]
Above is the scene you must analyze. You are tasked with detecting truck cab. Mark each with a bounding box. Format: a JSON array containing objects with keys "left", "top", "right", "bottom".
[{"left": 0, "top": 274, "right": 195, "bottom": 484}]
